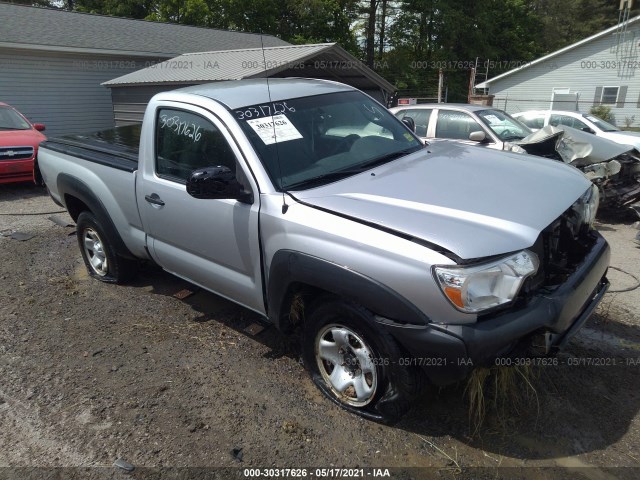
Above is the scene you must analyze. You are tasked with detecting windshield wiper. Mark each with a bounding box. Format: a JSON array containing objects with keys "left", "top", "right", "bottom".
[
  {"left": 285, "top": 168, "right": 370, "bottom": 190},
  {"left": 285, "top": 146, "right": 421, "bottom": 190},
  {"left": 363, "top": 146, "right": 422, "bottom": 166}
]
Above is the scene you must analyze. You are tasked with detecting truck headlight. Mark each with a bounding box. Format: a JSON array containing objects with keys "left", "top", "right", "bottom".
[
  {"left": 577, "top": 184, "right": 599, "bottom": 229},
  {"left": 433, "top": 250, "right": 539, "bottom": 313}
]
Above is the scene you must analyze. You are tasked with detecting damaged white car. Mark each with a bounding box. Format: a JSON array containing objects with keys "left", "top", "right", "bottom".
[
  {"left": 513, "top": 125, "right": 640, "bottom": 213},
  {"left": 391, "top": 104, "right": 640, "bottom": 214}
]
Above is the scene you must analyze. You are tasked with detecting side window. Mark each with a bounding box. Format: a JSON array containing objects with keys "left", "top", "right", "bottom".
[
  {"left": 518, "top": 114, "right": 545, "bottom": 129},
  {"left": 600, "top": 87, "right": 619, "bottom": 105},
  {"left": 155, "top": 108, "right": 237, "bottom": 182},
  {"left": 436, "top": 110, "right": 482, "bottom": 140},
  {"left": 571, "top": 118, "right": 589, "bottom": 131},
  {"left": 395, "top": 109, "right": 432, "bottom": 136},
  {"left": 549, "top": 114, "right": 563, "bottom": 127},
  {"left": 550, "top": 114, "right": 579, "bottom": 129}
]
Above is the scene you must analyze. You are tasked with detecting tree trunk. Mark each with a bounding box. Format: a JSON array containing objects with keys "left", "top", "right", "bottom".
[
  {"left": 378, "top": 0, "right": 387, "bottom": 57},
  {"left": 365, "top": 0, "right": 377, "bottom": 67}
]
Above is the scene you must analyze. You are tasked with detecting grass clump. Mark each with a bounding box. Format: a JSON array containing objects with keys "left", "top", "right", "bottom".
[{"left": 465, "top": 364, "right": 540, "bottom": 436}]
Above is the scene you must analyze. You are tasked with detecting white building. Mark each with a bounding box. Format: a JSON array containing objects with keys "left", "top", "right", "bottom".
[{"left": 477, "top": 16, "right": 640, "bottom": 128}]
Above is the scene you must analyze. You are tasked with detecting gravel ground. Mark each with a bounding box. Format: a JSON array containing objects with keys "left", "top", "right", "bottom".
[{"left": 0, "top": 183, "right": 639, "bottom": 480}]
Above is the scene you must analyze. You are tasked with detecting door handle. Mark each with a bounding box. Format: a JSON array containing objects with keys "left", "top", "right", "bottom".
[{"left": 145, "top": 193, "right": 165, "bottom": 206}]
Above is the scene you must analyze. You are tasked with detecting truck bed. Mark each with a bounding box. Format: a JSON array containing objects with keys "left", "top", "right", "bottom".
[
  {"left": 40, "top": 124, "right": 140, "bottom": 173},
  {"left": 38, "top": 122, "right": 148, "bottom": 260}
]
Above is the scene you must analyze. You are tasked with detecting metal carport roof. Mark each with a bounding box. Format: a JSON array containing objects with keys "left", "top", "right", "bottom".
[{"left": 102, "top": 43, "right": 396, "bottom": 95}]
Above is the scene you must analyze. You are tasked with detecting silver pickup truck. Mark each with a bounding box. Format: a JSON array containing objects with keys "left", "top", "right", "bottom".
[{"left": 39, "top": 79, "right": 610, "bottom": 422}]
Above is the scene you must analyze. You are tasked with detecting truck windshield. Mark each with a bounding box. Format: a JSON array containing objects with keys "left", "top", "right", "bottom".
[
  {"left": 233, "top": 91, "right": 422, "bottom": 190},
  {"left": 0, "top": 107, "right": 31, "bottom": 131}
]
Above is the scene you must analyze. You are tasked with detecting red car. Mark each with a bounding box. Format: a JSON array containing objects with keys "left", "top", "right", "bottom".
[{"left": 0, "top": 102, "right": 47, "bottom": 184}]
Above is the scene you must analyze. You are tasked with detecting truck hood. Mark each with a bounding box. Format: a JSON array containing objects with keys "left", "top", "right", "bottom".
[{"left": 293, "top": 142, "right": 591, "bottom": 260}]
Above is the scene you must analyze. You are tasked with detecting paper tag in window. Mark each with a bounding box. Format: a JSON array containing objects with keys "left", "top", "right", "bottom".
[
  {"left": 246, "top": 114, "right": 302, "bottom": 145},
  {"left": 484, "top": 115, "right": 501, "bottom": 124}
]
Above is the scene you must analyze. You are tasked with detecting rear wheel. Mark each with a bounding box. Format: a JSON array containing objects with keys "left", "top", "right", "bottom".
[
  {"left": 76, "top": 211, "right": 137, "bottom": 284},
  {"left": 303, "top": 298, "right": 422, "bottom": 423}
]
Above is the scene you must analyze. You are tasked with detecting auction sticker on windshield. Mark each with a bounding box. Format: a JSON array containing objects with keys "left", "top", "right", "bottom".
[
  {"left": 483, "top": 114, "right": 501, "bottom": 124},
  {"left": 247, "top": 115, "right": 303, "bottom": 145}
]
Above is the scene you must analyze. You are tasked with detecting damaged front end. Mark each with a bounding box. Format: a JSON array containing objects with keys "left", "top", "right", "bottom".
[
  {"left": 514, "top": 125, "right": 640, "bottom": 213},
  {"left": 473, "top": 185, "right": 609, "bottom": 361}
]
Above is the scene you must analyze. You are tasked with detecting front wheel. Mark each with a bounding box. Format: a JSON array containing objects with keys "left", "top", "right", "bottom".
[
  {"left": 303, "top": 299, "right": 422, "bottom": 423},
  {"left": 76, "top": 211, "right": 137, "bottom": 284}
]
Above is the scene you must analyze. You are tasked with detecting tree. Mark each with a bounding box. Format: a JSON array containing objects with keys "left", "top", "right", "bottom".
[
  {"left": 531, "top": 0, "right": 640, "bottom": 53},
  {"left": 6, "top": 0, "right": 53, "bottom": 6},
  {"left": 72, "top": 0, "right": 156, "bottom": 20},
  {"left": 383, "top": 0, "right": 544, "bottom": 100},
  {"left": 40, "top": 0, "right": 639, "bottom": 101}
]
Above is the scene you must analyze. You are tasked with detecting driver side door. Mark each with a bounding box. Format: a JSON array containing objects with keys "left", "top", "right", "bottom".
[{"left": 136, "top": 104, "right": 264, "bottom": 314}]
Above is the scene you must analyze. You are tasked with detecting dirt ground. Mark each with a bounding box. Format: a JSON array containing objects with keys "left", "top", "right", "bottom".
[{"left": 1, "top": 183, "right": 639, "bottom": 480}]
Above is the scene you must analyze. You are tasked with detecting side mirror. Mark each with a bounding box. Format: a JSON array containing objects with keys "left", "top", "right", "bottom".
[
  {"left": 401, "top": 116, "right": 416, "bottom": 132},
  {"left": 469, "top": 131, "right": 486, "bottom": 142},
  {"left": 186, "top": 166, "right": 253, "bottom": 203},
  {"left": 582, "top": 127, "right": 595, "bottom": 134},
  {"left": 33, "top": 123, "right": 46, "bottom": 132}
]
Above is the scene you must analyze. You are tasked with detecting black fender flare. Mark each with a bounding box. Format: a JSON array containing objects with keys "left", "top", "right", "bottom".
[
  {"left": 266, "top": 250, "right": 429, "bottom": 330},
  {"left": 57, "top": 173, "right": 136, "bottom": 260}
]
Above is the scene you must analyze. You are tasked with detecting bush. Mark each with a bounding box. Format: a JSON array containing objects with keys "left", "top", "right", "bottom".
[
  {"left": 624, "top": 115, "right": 636, "bottom": 128},
  {"left": 590, "top": 105, "right": 614, "bottom": 123}
]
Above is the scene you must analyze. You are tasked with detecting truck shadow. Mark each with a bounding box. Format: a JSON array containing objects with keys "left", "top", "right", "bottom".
[
  {"left": 132, "top": 263, "right": 640, "bottom": 462},
  {"left": 398, "top": 311, "right": 640, "bottom": 461},
  {"left": 130, "top": 262, "right": 300, "bottom": 358}
]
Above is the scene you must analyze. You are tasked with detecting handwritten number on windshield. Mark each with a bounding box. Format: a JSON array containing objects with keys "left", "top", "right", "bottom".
[
  {"left": 362, "top": 103, "right": 384, "bottom": 119},
  {"left": 235, "top": 102, "right": 295, "bottom": 120}
]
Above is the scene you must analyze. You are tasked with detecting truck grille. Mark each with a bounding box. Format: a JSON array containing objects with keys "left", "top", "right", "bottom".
[
  {"left": 519, "top": 201, "right": 596, "bottom": 300},
  {"left": 540, "top": 203, "right": 596, "bottom": 288},
  {"left": 519, "top": 202, "right": 596, "bottom": 299},
  {"left": 0, "top": 146, "right": 34, "bottom": 161}
]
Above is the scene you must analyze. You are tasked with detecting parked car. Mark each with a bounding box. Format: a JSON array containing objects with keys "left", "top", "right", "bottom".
[
  {"left": 512, "top": 110, "right": 640, "bottom": 150},
  {"left": 389, "top": 103, "right": 532, "bottom": 150},
  {"left": 391, "top": 104, "right": 640, "bottom": 212},
  {"left": 0, "top": 102, "right": 46, "bottom": 184},
  {"left": 38, "top": 79, "right": 610, "bottom": 422}
]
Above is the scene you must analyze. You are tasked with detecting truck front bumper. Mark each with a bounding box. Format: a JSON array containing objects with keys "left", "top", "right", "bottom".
[{"left": 380, "top": 233, "right": 610, "bottom": 386}]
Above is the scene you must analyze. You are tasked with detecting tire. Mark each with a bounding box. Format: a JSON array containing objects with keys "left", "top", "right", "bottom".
[
  {"left": 76, "top": 211, "right": 138, "bottom": 284},
  {"left": 302, "top": 298, "right": 422, "bottom": 423}
]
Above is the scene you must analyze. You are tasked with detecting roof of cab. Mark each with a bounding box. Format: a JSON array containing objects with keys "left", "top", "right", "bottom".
[{"left": 172, "top": 78, "right": 356, "bottom": 110}]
